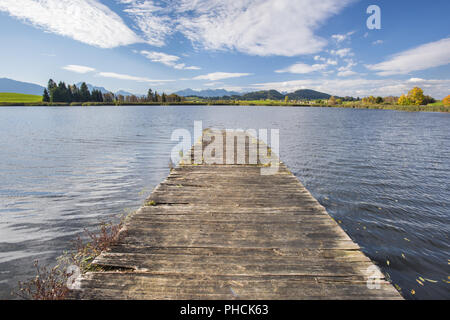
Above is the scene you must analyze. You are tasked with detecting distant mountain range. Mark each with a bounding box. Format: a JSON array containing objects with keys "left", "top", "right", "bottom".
[
  {"left": 0, "top": 78, "right": 45, "bottom": 95},
  {"left": 115, "top": 90, "right": 135, "bottom": 96},
  {"left": 174, "top": 88, "right": 242, "bottom": 97},
  {"left": 178, "top": 88, "right": 332, "bottom": 100},
  {"left": 75, "top": 83, "right": 134, "bottom": 96},
  {"left": 75, "top": 82, "right": 109, "bottom": 94},
  {"left": 237, "top": 89, "right": 331, "bottom": 100}
]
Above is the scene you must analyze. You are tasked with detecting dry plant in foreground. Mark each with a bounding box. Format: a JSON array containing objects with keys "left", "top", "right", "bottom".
[{"left": 15, "top": 217, "right": 125, "bottom": 300}]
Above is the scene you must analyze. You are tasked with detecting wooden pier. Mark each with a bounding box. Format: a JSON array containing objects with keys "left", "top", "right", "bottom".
[{"left": 71, "top": 129, "right": 402, "bottom": 299}]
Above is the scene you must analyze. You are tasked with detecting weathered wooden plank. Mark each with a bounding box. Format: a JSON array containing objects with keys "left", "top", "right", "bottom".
[
  {"left": 72, "top": 273, "right": 401, "bottom": 300},
  {"left": 70, "top": 129, "right": 402, "bottom": 300}
]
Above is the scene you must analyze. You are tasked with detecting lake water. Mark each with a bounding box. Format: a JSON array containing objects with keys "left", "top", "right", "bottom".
[{"left": 0, "top": 105, "right": 448, "bottom": 299}]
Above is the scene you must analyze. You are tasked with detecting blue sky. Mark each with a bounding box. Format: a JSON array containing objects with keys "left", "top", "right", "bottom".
[{"left": 0, "top": 0, "right": 449, "bottom": 98}]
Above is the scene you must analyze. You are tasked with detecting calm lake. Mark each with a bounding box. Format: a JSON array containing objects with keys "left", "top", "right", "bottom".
[{"left": 0, "top": 105, "right": 448, "bottom": 299}]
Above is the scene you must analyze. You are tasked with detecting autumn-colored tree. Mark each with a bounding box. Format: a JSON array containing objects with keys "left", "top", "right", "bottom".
[
  {"left": 362, "top": 96, "right": 376, "bottom": 104},
  {"left": 328, "top": 96, "right": 337, "bottom": 105},
  {"left": 383, "top": 96, "right": 398, "bottom": 104},
  {"left": 397, "top": 94, "right": 410, "bottom": 105},
  {"left": 103, "top": 92, "right": 115, "bottom": 103},
  {"left": 128, "top": 95, "right": 138, "bottom": 103},
  {"left": 443, "top": 95, "right": 450, "bottom": 106},
  {"left": 285, "top": 96, "right": 289, "bottom": 103},
  {"left": 154, "top": 91, "right": 160, "bottom": 102},
  {"left": 407, "top": 87, "right": 425, "bottom": 105}
]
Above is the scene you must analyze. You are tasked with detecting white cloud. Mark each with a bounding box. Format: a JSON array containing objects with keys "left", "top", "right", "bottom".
[
  {"left": 1, "top": 0, "right": 358, "bottom": 57},
  {"left": 331, "top": 48, "right": 353, "bottom": 58},
  {"left": 203, "top": 82, "right": 224, "bottom": 87},
  {"left": 336, "top": 59, "right": 357, "bottom": 77},
  {"left": 62, "top": 65, "right": 96, "bottom": 74},
  {"left": 251, "top": 78, "right": 450, "bottom": 99},
  {"left": 185, "top": 66, "right": 202, "bottom": 70},
  {"left": 313, "top": 57, "right": 337, "bottom": 65},
  {"left": 178, "top": 0, "right": 354, "bottom": 56},
  {"left": 372, "top": 40, "right": 384, "bottom": 45},
  {"left": 408, "top": 78, "right": 425, "bottom": 82},
  {"left": 139, "top": 50, "right": 201, "bottom": 70},
  {"left": 193, "top": 72, "right": 251, "bottom": 81},
  {"left": 327, "top": 59, "right": 338, "bottom": 66},
  {"left": 331, "top": 31, "right": 355, "bottom": 43},
  {"left": 122, "top": 0, "right": 354, "bottom": 56},
  {"left": 276, "top": 63, "right": 327, "bottom": 74},
  {"left": 120, "top": 0, "right": 173, "bottom": 47},
  {"left": 366, "top": 37, "right": 450, "bottom": 76},
  {"left": 140, "top": 51, "right": 180, "bottom": 67},
  {"left": 97, "top": 72, "right": 174, "bottom": 83},
  {"left": 0, "top": 0, "right": 141, "bottom": 48},
  {"left": 337, "top": 70, "right": 357, "bottom": 77}
]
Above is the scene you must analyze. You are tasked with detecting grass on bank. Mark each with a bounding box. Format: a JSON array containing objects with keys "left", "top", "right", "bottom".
[
  {"left": 426, "top": 101, "right": 444, "bottom": 107},
  {"left": 0, "top": 92, "right": 42, "bottom": 103},
  {"left": 336, "top": 101, "right": 449, "bottom": 113}
]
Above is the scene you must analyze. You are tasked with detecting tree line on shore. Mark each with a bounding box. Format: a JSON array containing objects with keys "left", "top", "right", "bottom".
[
  {"left": 329, "top": 87, "right": 449, "bottom": 107},
  {"left": 42, "top": 79, "right": 185, "bottom": 104}
]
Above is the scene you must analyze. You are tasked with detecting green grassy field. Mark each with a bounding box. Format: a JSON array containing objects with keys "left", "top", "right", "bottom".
[
  {"left": 0, "top": 92, "right": 42, "bottom": 103},
  {"left": 426, "top": 101, "right": 444, "bottom": 107}
]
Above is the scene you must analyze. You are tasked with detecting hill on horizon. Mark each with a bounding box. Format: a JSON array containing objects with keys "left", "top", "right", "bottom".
[
  {"left": 240, "top": 90, "right": 284, "bottom": 100},
  {"left": 214, "top": 89, "right": 332, "bottom": 101},
  {"left": 174, "top": 88, "right": 242, "bottom": 97},
  {"left": 0, "top": 92, "right": 42, "bottom": 103},
  {"left": 0, "top": 78, "right": 45, "bottom": 96},
  {"left": 287, "top": 89, "right": 331, "bottom": 100},
  {"left": 176, "top": 88, "right": 332, "bottom": 100}
]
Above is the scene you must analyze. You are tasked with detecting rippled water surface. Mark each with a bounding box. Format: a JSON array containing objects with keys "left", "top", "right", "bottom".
[{"left": 0, "top": 106, "right": 448, "bottom": 299}]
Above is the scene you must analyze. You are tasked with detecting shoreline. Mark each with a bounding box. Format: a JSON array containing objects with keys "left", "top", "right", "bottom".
[{"left": 0, "top": 101, "right": 449, "bottom": 113}]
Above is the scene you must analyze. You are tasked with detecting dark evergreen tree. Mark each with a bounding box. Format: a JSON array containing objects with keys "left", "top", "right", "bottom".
[
  {"left": 43, "top": 89, "right": 50, "bottom": 102},
  {"left": 70, "top": 84, "right": 81, "bottom": 102},
  {"left": 47, "top": 79, "right": 57, "bottom": 102},
  {"left": 91, "top": 89, "right": 104, "bottom": 102},
  {"left": 47, "top": 79, "right": 57, "bottom": 91},
  {"left": 60, "top": 82, "right": 69, "bottom": 102},
  {"left": 147, "top": 89, "right": 153, "bottom": 102},
  {"left": 51, "top": 81, "right": 68, "bottom": 102},
  {"left": 80, "top": 82, "right": 91, "bottom": 102}
]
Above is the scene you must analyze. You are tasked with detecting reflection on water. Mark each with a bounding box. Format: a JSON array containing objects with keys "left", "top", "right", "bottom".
[{"left": 0, "top": 106, "right": 448, "bottom": 299}]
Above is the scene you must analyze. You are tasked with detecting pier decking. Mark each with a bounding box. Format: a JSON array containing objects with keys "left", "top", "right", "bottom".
[{"left": 71, "top": 129, "right": 402, "bottom": 300}]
